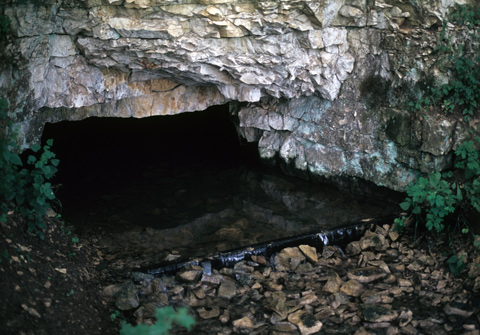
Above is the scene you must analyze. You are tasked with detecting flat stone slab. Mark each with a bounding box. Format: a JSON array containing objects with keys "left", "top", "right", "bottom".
[
  {"left": 444, "top": 301, "right": 474, "bottom": 318},
  {"left": 361, "top": 304, "right": 398, "bottom": 323},
  {"left": 348, "top": 266, "right": 387, "bottom": 283},
  {"left": 299, "top": 245, "right": 318, "bottom": 263}
]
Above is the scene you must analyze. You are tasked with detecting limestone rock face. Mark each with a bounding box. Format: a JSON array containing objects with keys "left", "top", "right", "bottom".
[{"left": 0, "top": 0, "right": 478, "bottom": 190}]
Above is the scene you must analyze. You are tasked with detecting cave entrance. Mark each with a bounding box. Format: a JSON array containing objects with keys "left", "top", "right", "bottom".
[{"left": 41, "top": 104, "right": 397, "bottom": 269}]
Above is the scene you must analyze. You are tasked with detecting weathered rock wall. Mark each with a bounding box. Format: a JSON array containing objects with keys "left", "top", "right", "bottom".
[{"left": 0, "top": 0, "right": 478, "bottom": 191}]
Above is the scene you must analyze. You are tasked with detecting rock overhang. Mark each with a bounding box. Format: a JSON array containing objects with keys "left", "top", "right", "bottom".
[{"left": 1, "top": 0, "right": 479, "bottom": 191}]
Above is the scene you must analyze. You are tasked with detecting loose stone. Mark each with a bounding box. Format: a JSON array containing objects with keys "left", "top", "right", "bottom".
[
  {"left": 114, "top": 280, "right": 139, "bottom": 311},
  {"left": 323, "top": 271, "right": 342, "bottom": 293},
  {"left": 360, "top": 233, "right": 388, "bottom": 251},
  {"left": 340, "top": 279, "right": 365, "bottom": 297},
  {"left": 360, "top": 290, "right": 382, "bottom": 304},
  {"left": 444, "top": 301, "right": 475, "bottom": 318},
  {"left": 360, "top": 304, "right": 398, "bottom": 322},
  {"left": 348, "top": 266, "right": 387, "bottom": 283},
  {"left": 346, "top": 241, "right": 362, "bottom": 255},
  {"left": 218, "top": 279, "right": 237, "bottom": 299},
  {"left": 322, "top": 246, "right": 340, "bottom": 259},
  {"left": 287, "top": 310, "right": 323, "bottom": 335},
  {"left": 273, "top": 247, "right": 306, "bottom": 272},
  {"left": 397, "top": 278, "right": 412, "bottom": 287},
  {"left": 197, "top": 306, "right": 221, "bottom": 319},
  {"left": 232, "top": 316, "right": 255, "bottom": 329},
  {"left": 299, "top": 245, "right": 318, "bottom": 263},
  {"left": 270, "top": 322, "right": 298, "bottom": 333},
  {"left": 176, "top": 266, "right": 203, "bottom": 283},
  {"left": 330, "top": 292, "right": 351, "bottom": 308}
]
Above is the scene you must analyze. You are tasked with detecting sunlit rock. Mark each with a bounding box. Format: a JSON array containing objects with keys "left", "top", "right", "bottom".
[{"left": 299, "top": 245, "right": 318, "bottom": 263}]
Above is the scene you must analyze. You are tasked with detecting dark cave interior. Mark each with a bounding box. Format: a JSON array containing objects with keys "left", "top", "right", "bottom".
[{"left": 41, "top": 104, "right": 259, "bottom": 192}]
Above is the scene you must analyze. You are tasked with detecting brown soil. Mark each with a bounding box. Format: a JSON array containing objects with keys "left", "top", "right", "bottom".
[{"left": 0, "top": 214, "right": 119, "bottom": 335}]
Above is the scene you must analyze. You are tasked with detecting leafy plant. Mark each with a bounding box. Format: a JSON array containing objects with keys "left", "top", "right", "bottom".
[
  {"left": 455, "top": 139, "right": 480, "bottom": 212},
  {"left": 396, "top": 139, "right": 480, "bottom": 274},
  {"left": 120, "top": 307, "right": 195, "bottom": 335},
  {"left": 397, "top": 140, "right": 480, "bottom": 232},
  {"left": 0, "top": 99, "right": 60, "bottom": 239},
  {"left": 449, "top": 3, "right": 480, "bottom": 28},
  {"left": 447, "top": 254, "right": 466, "bottom": 275},
  {"left": 410, "top": 5, "right": 480, "bottom": 121},
  {"left": 398, "top": 171, "right": 462, "bottom": 232},
  {"left": 398, "top": 6, "right": 480, "bottom": 271},
  {"left": 111, "top": 310, "right": 121, "bottom": 322}
]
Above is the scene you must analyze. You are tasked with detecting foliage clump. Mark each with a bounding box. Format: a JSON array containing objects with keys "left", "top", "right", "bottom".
[
  {"left": 396, "top": 5, "right": 480, "bottom": 275},
  {"left": 120, "top": 307, "right": 195, "bottom": 335},
  {"left": 395, "top": 140, "right": 480, "bottom": 231},
  {"left": 0, "top": 99, "right": 60, "bottom": 239},
  {"left": 395, "top": 139, "right": 480, "bottom": 274},
  {"left": 409, "top": 5, "right": 480, "bottom": 121}
]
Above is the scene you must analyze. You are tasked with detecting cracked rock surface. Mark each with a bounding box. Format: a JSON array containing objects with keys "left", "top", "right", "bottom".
[{"left": 2, "top": 0, "right": 480, "bottom": 190}]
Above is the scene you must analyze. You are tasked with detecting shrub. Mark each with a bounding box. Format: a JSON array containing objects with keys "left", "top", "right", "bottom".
[
  {"left": 0, "top": 99, "right": 60, "bottom": 239},
  {"left": 120, "top": 306, "right": 195, "bottom": 335},
  {"left": 395, "top": 139, "right": 480, "bottom": 275},
  {"left": 395, "top": 139, "right": 480, "bottom": 234}
]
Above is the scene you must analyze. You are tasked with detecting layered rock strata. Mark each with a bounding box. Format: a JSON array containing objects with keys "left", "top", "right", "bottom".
[{"left": 0, "top": 0, "right": 478, "bottom": 190}]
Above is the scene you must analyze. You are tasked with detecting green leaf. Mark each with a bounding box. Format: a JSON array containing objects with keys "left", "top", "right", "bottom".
[
  {"left": 36, "top": 196, "right": 45, "bottom": 206},
  {"left": 16, "top": 193, "right": 25, "bottom": 205},
  {"left": 36, "top": 220, "right": 47, "bottom": 229},
  {"left": 412, "top": 206, "right": 422, "bottom": 215},
  {"left": 457, "top": 185, "right": 463, "bottom": 201},
  {"left": 46, "top": 139, "right": 53, "bottom": 146},
  {"left": 435, "top": 197, "right": 445, "bottom": 208},
  {"left": 34, "top": 174, "right": 44, "bottom": 184},
  {"left": 27, "top": 155, "right": 36, "bottom": 164},
  {"left": 9, "top": 153, "right": 22, "bottom": 166},
  {"left": 429, "top": 172, "right": 441, "bottom": 188},
  {"left": 31, "top": 144, "right": 41, "bottom": 153},
  {"left": 399, "top": 201, "right": 411, "bottom": 211},
  {"left": 44, "top": 187, "right": 55, "bottom": 200}
]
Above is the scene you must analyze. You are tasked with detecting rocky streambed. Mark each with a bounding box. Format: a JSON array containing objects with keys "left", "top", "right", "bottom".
[{"left": 104, "top": 222, "right": 480, "bottom": 335}]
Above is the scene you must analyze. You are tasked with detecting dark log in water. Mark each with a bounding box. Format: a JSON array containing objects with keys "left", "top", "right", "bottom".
[{"left": 144, "top": 214, "right": 398, "bottom": 277}]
